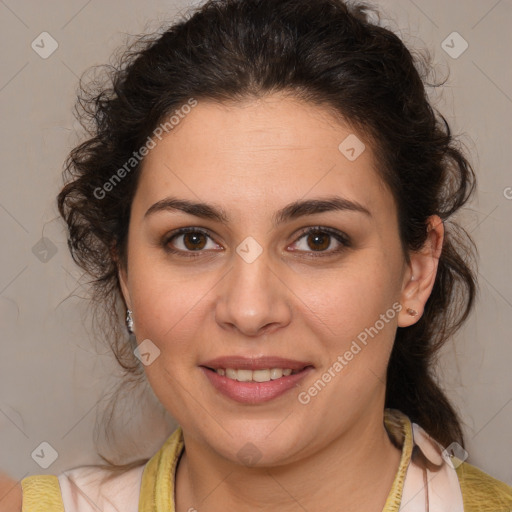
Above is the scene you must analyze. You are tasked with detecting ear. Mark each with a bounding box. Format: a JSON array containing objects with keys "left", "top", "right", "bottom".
[
  {"left": 398, "top": 215, "right": 444, "bottom": 327},
  {"left": 111, "top": 245, "right": 132, "bottom": 310},
  {"left": 118, "top": 263, "right": 132, "bottom": 310}
]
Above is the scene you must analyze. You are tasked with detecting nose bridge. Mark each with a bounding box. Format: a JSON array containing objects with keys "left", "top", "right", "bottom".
[{"left": 214, "top": 236, "right": 291, "bottom": 336}]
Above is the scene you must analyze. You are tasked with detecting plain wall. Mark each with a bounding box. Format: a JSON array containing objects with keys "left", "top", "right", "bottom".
[{"left": 1, "top": 0, "right": 511, "bottom": 487}]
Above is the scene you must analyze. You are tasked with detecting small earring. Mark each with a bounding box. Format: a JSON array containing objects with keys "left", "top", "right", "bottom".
[
  {"left": 406, "top": 308, "right": 418, "bottom": 317},
  {"left": 126, "top": 309, "right": 134, "bottom": 333}
]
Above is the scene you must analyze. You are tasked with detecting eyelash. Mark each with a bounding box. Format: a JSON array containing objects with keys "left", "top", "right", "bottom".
[{"left": 161, "top": 226, "right": 351, "bottom": 259}]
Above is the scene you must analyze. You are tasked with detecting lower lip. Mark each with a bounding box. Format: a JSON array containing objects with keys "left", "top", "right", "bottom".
[{"left": 200, "top": 367, "right": 314, "bottom": 404}]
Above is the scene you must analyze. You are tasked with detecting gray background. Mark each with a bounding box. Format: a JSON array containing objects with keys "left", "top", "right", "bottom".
[{"left": 1, "top": 0, "right": 511, "bottom": 486}]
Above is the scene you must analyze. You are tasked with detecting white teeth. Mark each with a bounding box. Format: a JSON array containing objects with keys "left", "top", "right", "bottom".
[
  {"left": 270, "top": 368, "right": 283, "bottom": 380},
  {"left": 215, "top": 368, "right": 299, "bottom": 382},
  {"left": 253, "top": 369, "right": 270, "bottom": 382},
  {"left": 226, "top": 368, "right": 237, "bottom": 379},
  {"left": 236, "top": 369, "right": 253, "bottom": 382}
]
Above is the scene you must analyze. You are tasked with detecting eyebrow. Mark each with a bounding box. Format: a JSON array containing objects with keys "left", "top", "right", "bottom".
[{"left": 144, "top": 195, "right": 372, "bottom": 226}]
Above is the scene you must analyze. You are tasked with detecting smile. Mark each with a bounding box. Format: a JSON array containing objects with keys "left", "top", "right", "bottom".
[{"left": 200, "top": 365, "right": 314, "bottom": 404}]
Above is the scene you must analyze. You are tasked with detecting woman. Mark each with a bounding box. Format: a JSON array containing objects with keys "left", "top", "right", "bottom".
[{"left": 7, "top": 0, "right": 512, "bottom": 510}]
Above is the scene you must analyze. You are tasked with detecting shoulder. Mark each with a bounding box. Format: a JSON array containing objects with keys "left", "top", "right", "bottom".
[
  {"left": 0, "top": 473, "right": 22, "bottom": 512},
  {"left": 456, "top": 460, "right": 512, "bottom": 512},
  {"left": 12, "top": 428, "right": 182, "bottom": 512},
  {"left": 18, "top": 463, "right": 147, "bottom": 512}
]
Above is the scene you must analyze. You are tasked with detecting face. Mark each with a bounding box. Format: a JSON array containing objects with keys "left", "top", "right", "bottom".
[{"left": 118, "top": 93, "right": 428, "bottom": 466}]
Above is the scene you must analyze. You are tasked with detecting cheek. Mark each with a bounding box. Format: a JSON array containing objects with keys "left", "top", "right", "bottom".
[
  {"left": 127, "top": 259, "right": 206, "bottom": 414},
  {"left": 293, "top": 255, "right": 399, "bottom": 336},
  {"left": 127, "top": 255, "right": 215, "bottom": 358},
  {"left": 290, "top": 255, "right": 400, "bottom": 395},
  {"left": 296, "top": 271, "right": 398, "bottom": 402}
]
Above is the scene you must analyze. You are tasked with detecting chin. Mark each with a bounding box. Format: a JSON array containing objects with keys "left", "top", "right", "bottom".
[{"left": 205, "top": 424, "right": 309, "bottom": 468}]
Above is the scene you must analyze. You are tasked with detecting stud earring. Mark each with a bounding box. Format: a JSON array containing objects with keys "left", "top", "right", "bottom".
[
  {"left": 406, "top": 308, "right": 418, "bottom": 317},
  {"left": 126, "top": 309, "right": 134, "bottom": 333}
]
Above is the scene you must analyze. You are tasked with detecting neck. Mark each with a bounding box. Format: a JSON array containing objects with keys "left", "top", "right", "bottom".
[{"left": 175, "top": 408, "right": 403, "bottom": 512}]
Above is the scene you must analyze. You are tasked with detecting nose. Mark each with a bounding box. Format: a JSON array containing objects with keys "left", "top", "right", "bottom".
[{"left": 214, "top": 244, "right": 292, "bottom": 337}]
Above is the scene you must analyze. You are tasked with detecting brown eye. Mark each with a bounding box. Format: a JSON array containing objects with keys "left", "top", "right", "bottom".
[
  {"left": 163, "top": 227, "right": 221, "bottom": 257},
  {"left": 182, "top": 232, "right": 208, "bottom": 250},
  {"left": 306, "top": 231, "right": 331, "bottom": 251},
  {"left": 289, "top": 227, "right": 351, "bottom": 256}
]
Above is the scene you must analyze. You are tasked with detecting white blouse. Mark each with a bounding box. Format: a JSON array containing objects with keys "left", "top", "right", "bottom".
[{"left": 57, "top": 463, "right": 146, "bottom": 511}]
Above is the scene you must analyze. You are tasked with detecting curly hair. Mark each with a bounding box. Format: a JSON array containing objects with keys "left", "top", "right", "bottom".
[{"left": 57, "top": 0, "right": 478, "bottom": 470}]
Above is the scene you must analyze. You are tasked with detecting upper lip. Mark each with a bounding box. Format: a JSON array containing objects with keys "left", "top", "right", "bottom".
[{"left": 200, "top": 356, "right": 314, "bottom": 371}]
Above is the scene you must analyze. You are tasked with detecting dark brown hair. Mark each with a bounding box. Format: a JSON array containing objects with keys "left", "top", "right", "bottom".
[{"left": 57, "top": 0, "right": 478, "bottom": 472}]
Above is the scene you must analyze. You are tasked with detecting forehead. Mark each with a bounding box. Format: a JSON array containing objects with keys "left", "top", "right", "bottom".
[{"left": 134, "top": 95, "right": 395, "bottom": 223}]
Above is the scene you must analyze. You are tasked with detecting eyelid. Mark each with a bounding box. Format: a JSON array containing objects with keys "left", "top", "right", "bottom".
[
  {"left": 288, "top": 226, "right": 351, "bottom": 256},
  {"left": 162, "top": 227, "right": 222, "bottom": 254},
  {"left": 293, "top": 226, "right": 350, "bottom": 245}
]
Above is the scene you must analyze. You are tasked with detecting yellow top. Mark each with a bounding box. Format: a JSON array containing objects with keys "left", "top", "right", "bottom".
[{"left": 21, "top": 408, "right": 512, "bottom": 511}]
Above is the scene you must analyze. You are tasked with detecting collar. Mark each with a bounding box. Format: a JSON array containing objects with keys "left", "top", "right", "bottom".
[
  {"left": 138, "top": 409, "right": 464, "bottom": 512},
  {"left": 383, "top": 409, "right": 464, "bottom": 512}
]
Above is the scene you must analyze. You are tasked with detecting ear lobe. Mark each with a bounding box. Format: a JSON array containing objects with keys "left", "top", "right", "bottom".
[{"left": 398, "top": 215, "right": 444, "bottom": 327}]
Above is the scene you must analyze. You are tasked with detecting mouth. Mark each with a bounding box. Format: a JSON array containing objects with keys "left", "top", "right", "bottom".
[{"left": 199, "top": 356, "right": 314, "bottom": 404}]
